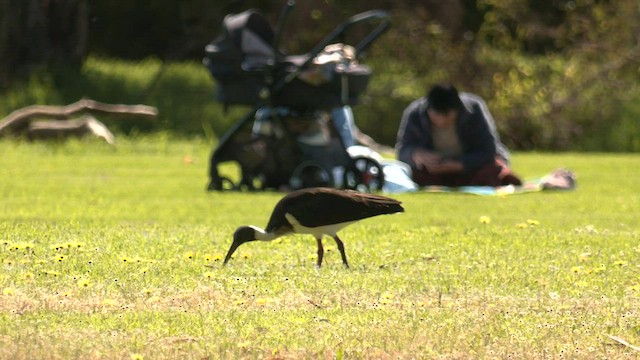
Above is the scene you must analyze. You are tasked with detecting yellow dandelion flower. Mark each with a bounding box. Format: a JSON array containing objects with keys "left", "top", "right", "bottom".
[
  {"left": 203, "top": 271, "right": 215, "bottom": 279},
  {"left": 241, "top": 253, "right": 251, "bottom": 260},
  {"left": 121, "top": 257, "right": 131, "bottom": 263},
  {"left": 3, "top": 288, "right": 15, "bottom": 296},
  {"left": 570, "top": 266, "right": 582, "bottom": 274},
  {"left": 380, "top": 298, "right": 394, "bottom": 305},
  {"left": 479, "top": 216, "right": 491, "bottom": 224},
  {"left": 139, "top": 267, "right": 149, "bottom": 275},
  {"left": 142, "top": 289, "right": 152, "bottom": 296},
  {"left": 515, "top": 222, "right": 528, "bottom": 229},
  {"left": 55, "top": 255, "right": 66, "bottom": 262},
  {"left": 613, "top": 260, "right": 628, "bottom": 267},
  {"left": 183, "top": 251, "right": 195, "bottom": 260},
  {"left": 381, "top": 292, "right": 394, "bottom": 300},
  {"left": 77, "top": 279, "right": 91, "bottom": 288},
  {"left": 527, "top": 219, "right": 540, "bottom": 226},
  {"left": 3, "top": 259, "right": 13, "bottom": 266},
  {"left": 131, "top": 353, "right": 144, "bottom": 360},
  {"left": 24, "top": 272, "right": 34, "bottom": 280},
  {"left": 213, "top": 254, "right": 224, "bottom": 262},
  {"left": 628, "top": 284, "right": 640, "bottom": 292},
  {"left": 233, "top": 299, "right": 246, "bottom": 306},
  {"left": 203, "top": 254, "right": 212, "bottom": 262}
]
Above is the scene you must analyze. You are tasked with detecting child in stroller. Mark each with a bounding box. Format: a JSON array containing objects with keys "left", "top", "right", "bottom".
[{"left": 204, "top": 2, "right": 391, "bottom": 192}]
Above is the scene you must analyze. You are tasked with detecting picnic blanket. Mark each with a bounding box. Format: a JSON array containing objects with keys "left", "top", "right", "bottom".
[
  {"left": 368, "top": 145, "right": 576, "bottom": 195},
  {"left": 421, "top": 168, "right": 577, "bottom": 196}
]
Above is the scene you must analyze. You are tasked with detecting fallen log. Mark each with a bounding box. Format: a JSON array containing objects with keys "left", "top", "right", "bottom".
[
  {"left": 0, "top": 98, "right": 157, "bottom": 136},
  {"left": 27, "top": 115, "right": 115, "bottom": 144}
]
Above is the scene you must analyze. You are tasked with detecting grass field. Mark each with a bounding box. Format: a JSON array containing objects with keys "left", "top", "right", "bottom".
[{"left": 1, "top": 137, "right": 639, "bottom": 359}]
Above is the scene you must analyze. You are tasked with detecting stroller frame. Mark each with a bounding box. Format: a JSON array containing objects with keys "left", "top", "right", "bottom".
[{"left": 205, "top": 1, "right": 391, "bottom": 192}]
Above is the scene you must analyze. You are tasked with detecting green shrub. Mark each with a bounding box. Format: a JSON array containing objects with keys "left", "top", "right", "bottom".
[{"left": 2, "top": 56, "right": 639, "bottom": 152}]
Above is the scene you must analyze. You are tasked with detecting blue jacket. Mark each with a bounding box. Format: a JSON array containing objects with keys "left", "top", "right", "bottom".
[{"left": 395, "top": 93, "right": 511, "bottom": 173}]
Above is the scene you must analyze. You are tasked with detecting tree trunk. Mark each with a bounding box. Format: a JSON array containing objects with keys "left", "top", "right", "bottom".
[{"left": 0, "top": 0, "right": 89, "bottom": 87}]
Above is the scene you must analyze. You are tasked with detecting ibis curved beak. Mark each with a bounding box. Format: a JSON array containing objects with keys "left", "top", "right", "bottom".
[{"left": 223, "top": 239, "right": 242, "bottom": 266}]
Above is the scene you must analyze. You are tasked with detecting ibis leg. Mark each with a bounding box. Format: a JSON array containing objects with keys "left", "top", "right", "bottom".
[
  {"left": 316, "top": 237, "right": 324, "bottom": 268},
  {"left": 332, "top": 235, "right": 349, "bottom": 268}
]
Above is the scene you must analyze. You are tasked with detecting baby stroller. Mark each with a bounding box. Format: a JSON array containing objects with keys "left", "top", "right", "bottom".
[{"left": 204, "top": 2, "right": 391, "bottom": 192}]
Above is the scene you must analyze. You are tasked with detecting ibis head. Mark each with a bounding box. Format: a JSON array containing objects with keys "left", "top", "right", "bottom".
[{"left": 223, "top": 226, "right": 262, "bottom": 265}]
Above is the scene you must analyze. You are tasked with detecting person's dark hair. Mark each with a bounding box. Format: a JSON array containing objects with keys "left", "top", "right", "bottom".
[{"left": 426, "top": 83, "right": 464, "bottom": 113}]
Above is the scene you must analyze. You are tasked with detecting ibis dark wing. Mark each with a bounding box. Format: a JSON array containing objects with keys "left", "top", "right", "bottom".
[{"left": 266, "top": 188, "right": 403, "bottom": 230}]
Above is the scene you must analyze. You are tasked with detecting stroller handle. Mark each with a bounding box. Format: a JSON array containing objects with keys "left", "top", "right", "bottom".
[
  {"left": 276, "top": 9, "right": 391, "bottom": 91},
  {"left": 342, "top": 10, "right": 393, "bottom": 54},
  {"left": 300, "top": 10, "right": 391, "bottom": 67},
  {"left": 273, "top": 0, "right": 296, "bottom": 61}
]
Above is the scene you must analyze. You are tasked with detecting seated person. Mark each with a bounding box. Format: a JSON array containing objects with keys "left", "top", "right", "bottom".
[{"left": 395, "top": 83, "right": 522, "bottom": 187}]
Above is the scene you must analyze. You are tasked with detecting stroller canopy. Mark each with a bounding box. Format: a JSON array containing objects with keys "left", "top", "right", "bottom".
[
  {"left": 205, "top": 10, "right": 277, "bottom": 77},
  {"left": 204, "top": 8, "right": 381, "bottom": 109}
]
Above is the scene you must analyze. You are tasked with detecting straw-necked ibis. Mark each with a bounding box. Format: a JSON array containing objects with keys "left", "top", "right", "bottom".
[{"left": 223, "top": 187, "right": 404, "bottom": 268}]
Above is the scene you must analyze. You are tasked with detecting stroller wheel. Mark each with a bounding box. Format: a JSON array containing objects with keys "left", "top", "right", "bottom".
[
  {"left": 208, "top": 176, "right": 238, "bottom": 191},
  {"left": 343, "top": 156, "right": 385, "bottom": 193},
  {"left": 219, "top": 176, "right": 238, "bottom": 191},
  {"left": 290, "top": 161, "right": 333, "bottom": 190},
  {"left": 207, "top": 176, "right": 237, "bottom": 191},
  {"left": 237, "top": 173, "right": 268, "bottom": 191}
]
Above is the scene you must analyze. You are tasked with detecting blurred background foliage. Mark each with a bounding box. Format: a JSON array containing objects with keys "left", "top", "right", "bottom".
[{"left": 1, "top": 0, "right": 639, "bottom": 151}]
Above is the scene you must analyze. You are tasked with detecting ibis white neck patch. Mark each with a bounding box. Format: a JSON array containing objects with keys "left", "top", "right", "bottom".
[{"left": 248, "top": 225, "right": 278, "bottom": 241}]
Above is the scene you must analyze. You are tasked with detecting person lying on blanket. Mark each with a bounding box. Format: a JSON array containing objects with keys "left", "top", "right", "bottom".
[{"left": 395, "top": 83, "right": 522, "bottom": 187}]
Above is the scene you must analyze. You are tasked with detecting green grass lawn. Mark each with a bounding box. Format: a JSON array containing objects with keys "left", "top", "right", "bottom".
[{"left": 1, "top": 137, "right": 639, "bottom": 359}]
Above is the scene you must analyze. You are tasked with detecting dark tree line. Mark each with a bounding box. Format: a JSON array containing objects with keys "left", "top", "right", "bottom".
[
  {"left": 2, "top": 0, "right": 639, "bottom": 150},
  {"left": 0, "top": 0, "right": 89, "bottom": 86},
  {"left": 1, "top": 0, "right": 575, "bottom": 83}
]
